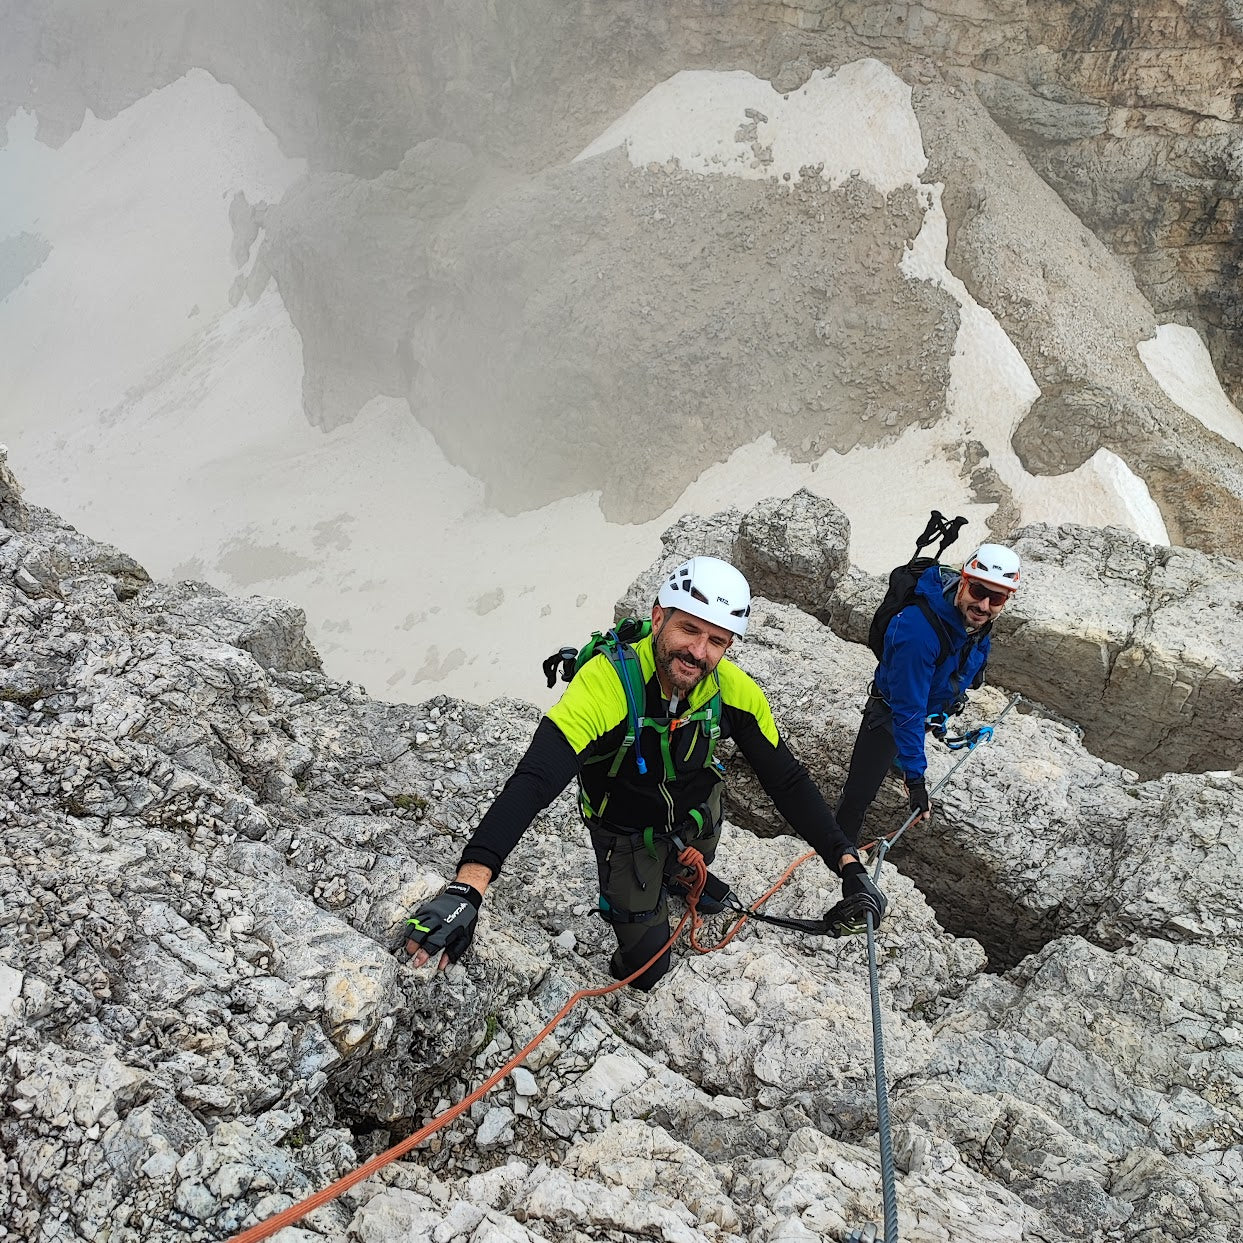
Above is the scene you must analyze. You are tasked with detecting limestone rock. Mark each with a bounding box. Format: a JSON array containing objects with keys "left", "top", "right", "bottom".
[
  {"left": 0, "top": 444, "right": 28, "bottom": 532},
  {"left": 2, "top": 455, "right": 1239, "bottom": 1243},
  {"left": 133, "top": 580, "right": 322, "bottom": 674},
  {"left": 736, "top": 489, "right": 851, "bottom": 622},
  {"left": 991, "top": 522, "right": 1243, "bottom": 777}
]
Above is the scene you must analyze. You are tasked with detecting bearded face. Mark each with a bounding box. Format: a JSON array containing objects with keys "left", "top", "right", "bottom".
[{"left": 651, "top": 606, "right": 733, "bottom": 697}]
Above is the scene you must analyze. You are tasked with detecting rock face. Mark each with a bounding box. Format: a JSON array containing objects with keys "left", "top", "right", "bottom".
[
  {"left": 263, "top": 150, "right": 957, "bottom": 521},
  {"left": 912, "top": 79, "right": 1243, "bottom": 556},
  {"left": 8, "top": 462, "right": 1238, "bottom": 1242},
  {"left": 0, "top": 445, "right": 29, "bottom": 532},
  {"left": 992, "top": 523, "right": 1243, "bottom": 777}
]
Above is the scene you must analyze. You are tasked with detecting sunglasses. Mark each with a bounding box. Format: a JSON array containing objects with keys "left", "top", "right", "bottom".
[{"left": 964, "top": 579, "right": 1012, "bottom": 607}]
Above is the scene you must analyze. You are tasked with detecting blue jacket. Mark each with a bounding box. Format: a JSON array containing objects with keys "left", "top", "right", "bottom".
[{"left": 874, "top": 564, "right": 990, "bottom": 778}]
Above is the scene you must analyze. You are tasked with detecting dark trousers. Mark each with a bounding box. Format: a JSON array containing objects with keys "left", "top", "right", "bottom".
[
  {"left": 588, "top": 816, "right": 721, "bottom": 992},
  {"left": 835, "top": 694, "right": 899, "bottom": 847}
]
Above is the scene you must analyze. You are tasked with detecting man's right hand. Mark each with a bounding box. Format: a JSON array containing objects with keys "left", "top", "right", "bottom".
[
  {"left": 904, "top": 776, "right": 931, "bottom": 822},
  {"left": 404, "top": 881, "right": 483, "bottom": 970}
]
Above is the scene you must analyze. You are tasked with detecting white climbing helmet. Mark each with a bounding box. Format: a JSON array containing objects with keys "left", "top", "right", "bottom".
[
  {"left": 657, "top": 556, "right": 752, "bottom": 636},
  {"left": 962, "top": 543, "right": 1021, "bottom": 593}
]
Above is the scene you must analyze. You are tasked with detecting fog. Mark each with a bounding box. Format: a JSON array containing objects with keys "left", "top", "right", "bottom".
[{"left": 4, "top": 5, "right": 1242, "bottom": 707}]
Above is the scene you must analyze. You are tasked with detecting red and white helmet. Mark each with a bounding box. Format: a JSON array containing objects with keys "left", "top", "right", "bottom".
[
  {"left": 962, "top": 543, "right": 1021, "bottom": 592},
  {"left": 657, "top": 556, "right": 752, "bottom": 636}
]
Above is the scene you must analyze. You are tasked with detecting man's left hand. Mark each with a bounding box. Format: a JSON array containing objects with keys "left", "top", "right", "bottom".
[
  {"left": 904, "top": 776, "right": 931, "bottom": 822},
  {"left": 832, "top": 861, "right": 888, "bottom": 934}
]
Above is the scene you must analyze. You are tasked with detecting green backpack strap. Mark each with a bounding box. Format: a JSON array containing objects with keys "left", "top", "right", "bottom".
[
  {"left": 702, "top": 674, "right": 722, "bottom": 769},
  {"left": 653, "top": 670, "right": 723, "bottom": 780},
  {"left": 574, "top": 622, "right": 649, "bottom": 779},
  {"left": 602, "top": 635, "right": 649, "bottom": 777}
]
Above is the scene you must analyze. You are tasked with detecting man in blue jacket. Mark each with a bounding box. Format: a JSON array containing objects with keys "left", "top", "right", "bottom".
[{"left": 836, "top": 543, "right": 1021, "bottom": 845}]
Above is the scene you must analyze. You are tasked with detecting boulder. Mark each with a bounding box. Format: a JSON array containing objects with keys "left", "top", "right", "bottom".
[
  {"left": 988, "top": 522, "right": 1243, "bottom": 777},
  {"left": 736, "top": 489, "right": 851, "bottom": 622},
  {"left": 132, "top": 580, "right": 322, "bottom": 674}
]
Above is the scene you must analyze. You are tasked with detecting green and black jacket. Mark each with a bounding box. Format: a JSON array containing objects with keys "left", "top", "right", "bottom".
[{"left": 458, "top": 632, "right": 853, "bottom": 878}]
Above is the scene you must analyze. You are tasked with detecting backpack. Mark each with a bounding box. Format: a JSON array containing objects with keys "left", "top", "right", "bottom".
[
  {"left": 542, "top": 619, "right": 722, "bottom": 781},
  {"left": 867, "top": 511, "right": 990, "bottom": 667}
]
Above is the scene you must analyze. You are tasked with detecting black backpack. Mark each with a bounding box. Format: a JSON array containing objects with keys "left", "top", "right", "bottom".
[{"left": 867, "top": 512, "right": 987, "bottom": 665}]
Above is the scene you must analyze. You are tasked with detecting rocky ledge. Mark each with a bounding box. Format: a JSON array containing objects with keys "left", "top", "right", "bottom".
[{"left": 1, "top": 451, "right": 1239, "bottom": 1243}]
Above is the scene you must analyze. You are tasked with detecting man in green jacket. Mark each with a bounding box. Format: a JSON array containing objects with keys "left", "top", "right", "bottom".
[{"left": 405, "top": 555, "right": 885, "bottom": 990}]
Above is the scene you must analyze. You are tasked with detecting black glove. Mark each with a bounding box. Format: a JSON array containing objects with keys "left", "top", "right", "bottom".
[
  {"left": 904, "top": 776, "right": 930, "bottom": 817},
  {"left": 831, "top": 861, "right": 888, "bottom": 935},
  {"left": 948, "top": 694, "right": 968, "bottom": 717},
  {"left": 404, "top": 882, "right": 482, "bottom": 965}
]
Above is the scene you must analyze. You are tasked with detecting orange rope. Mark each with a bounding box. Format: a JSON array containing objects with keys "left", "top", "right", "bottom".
[
  {"left": 227, "top": 846, "right": 815, "bottom": 1242},
  {"left": 687, "top": 849, "right": 815, "bottom": 953}
]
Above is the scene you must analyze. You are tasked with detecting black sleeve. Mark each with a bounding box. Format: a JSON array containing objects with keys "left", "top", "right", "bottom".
[
  {"left": 731, "top": 715, "right": 855, "bottom": 874},
  {"left": 457, "top": 717, "right": 579, "bottom": 879}
]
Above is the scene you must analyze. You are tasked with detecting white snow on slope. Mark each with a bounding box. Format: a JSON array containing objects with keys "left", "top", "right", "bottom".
[
  {"left": 1139, "top": 323, "right": 1243, "bottom": 453},
  {"left": 0, "top": 75, "right": 680, "bottom": 705},
  {"left": 581, "top": 62, "right": 1171, "bottom": 555},
  {"left": 578, "top": 62, "right": 926, "bottom": 193},
  {"left": 900, "top": 183, "right": 1170, "bottom": 546},
  {"left": 2, "top": 60, "right": 1208, "bottom": 708},
  {"left": 0, "top": 71, "right": 304, "bottom": 428}
]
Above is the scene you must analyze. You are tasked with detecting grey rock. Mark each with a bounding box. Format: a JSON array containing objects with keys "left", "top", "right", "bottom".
[
  {"left": 973, "top": 73, "right": 1109, "bottom": 143},
  {"left": 822, "top": 518, "right": 1243, "bottom": 779},
  {"left": 989, "top": 522, "right": 1243, "bottom": 777},
  {"left": 0, "top": 445, "right": 29, "bottom": 532},
  {"left": 132, "top": 580, "right": 322, "bottom": 674},
  {"left": 736, "top": 489, "right": 851, "bottom": 622},
  {"left": 1, "top": 454, "right": 1239, "bottom": 1243}
]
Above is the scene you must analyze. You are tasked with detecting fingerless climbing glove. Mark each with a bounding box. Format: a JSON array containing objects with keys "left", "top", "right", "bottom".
[{"left": 404, "top": 881, "right": 482, "bottom": 964}]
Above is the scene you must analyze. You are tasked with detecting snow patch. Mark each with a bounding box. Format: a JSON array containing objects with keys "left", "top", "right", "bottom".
[
  {"left": 580, "top": 64, "right": 1169, "bottom": 559},
  {"left": 1, "top": 61, "right": 1177, "bottom": 708},
  {"left": 577, "top": 61, "right": 926, "bottom": 193},
  {"left": 1138, "top": 323, "right": 1243, "bottom": 453},
  {"left": 901, "top": 185, "right": 1169, "bottom": 546},
  {"left": 0, "top": 69, "right": 304, "bottom": 427}
]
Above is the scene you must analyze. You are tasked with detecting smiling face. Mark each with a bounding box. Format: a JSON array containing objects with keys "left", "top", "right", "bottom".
[
  {"left": 651, "top": 604, "right": 734, "bottom": 697},
  {"left": 955, "top": 574, "right": 1013, "bottom": 630}
]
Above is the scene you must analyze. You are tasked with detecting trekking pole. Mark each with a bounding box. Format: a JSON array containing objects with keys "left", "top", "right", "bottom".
[{"left": 870, "top": 692, "right": 1021, "bottom": 880}]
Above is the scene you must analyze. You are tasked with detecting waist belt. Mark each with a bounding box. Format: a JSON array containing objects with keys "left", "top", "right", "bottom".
[{"left": 587, "top": 799, "right": 719, "bottom": 858}]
